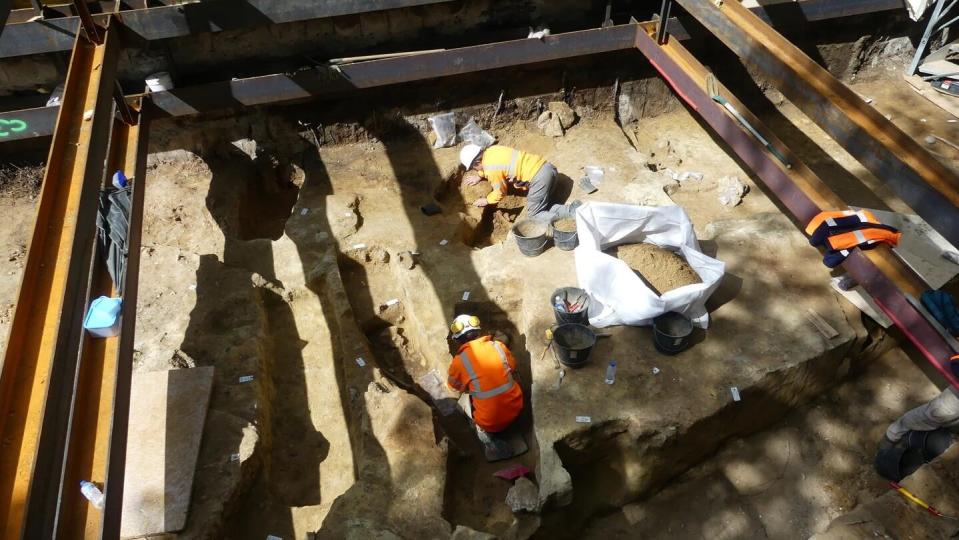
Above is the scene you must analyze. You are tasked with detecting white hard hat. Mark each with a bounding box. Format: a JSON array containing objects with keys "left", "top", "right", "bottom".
[
  {"left": 460, "top": 144, "right": 483, "bottom": 169},
  {"left": 450, "top": 314, "right": 481, "bottom": 339}
]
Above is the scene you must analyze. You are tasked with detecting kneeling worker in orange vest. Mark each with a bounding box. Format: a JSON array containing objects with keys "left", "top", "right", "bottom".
[
  {"left": 447, "top": 314, "right": 524, "bottom": 434},
  {"left": 460, "top": 143, "right": 559, "bottom": 217}
]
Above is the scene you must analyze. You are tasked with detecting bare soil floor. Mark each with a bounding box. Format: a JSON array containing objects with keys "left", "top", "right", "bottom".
[
  {"left": 581, "top": 346, "right": 943, "bottom": 539},
  {"left": 0, "top": 72, "right": 957, "bottom": 539}
]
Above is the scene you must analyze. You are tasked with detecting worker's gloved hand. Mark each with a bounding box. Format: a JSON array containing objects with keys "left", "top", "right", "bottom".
[
  {"left": 464, "top": 174, "right": 482, "bottom": 186},
  {"left": 473, "top": 198, "right": 489, "bottom": 208}
]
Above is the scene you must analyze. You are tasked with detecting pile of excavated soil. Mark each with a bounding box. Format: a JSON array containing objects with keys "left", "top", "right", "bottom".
[
  {"left": 552, "top": 218, "right": 577, "bottom": 233},
  {"left": 489, "top": 194, "right": 526, "bottom": 244},
  {"left": 461, "top": 176, "right": 493, "bottom": 203},
  {"left": 609, "top": 243, "right": 700, "bottom": 295}
]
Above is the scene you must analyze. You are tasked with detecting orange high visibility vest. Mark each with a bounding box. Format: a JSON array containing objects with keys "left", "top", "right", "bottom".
[
  {"left": 479, "top": 145, "right": 547, "bottom": 204},
  {"left": 448, "top": 335, "right": 523, "bottom": 432},
  {"left": 804, "top": 209, "right": 879, "bottom": 235},
  {"left": 826, "top": 227, "right": 901, "bottom": 251}
]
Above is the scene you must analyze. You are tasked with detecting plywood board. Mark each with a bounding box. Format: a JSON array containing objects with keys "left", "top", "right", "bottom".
[{"left": 120, "top": 367, "right": 214, "bottom": 538}]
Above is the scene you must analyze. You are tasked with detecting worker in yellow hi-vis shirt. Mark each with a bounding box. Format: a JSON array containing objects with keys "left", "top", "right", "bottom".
[{"left": 459, "top": 143, "right": 560, "bottom": 217}]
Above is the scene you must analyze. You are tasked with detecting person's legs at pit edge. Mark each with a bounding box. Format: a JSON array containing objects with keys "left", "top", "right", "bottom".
[
  {"left": 525, "top": 163, "right": 557, "bottom": 218},
  {"left": 886, "top": 386, "right": 959, "bottom": 442}
]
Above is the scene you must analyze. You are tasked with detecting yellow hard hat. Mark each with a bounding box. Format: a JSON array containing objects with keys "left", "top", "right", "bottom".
[{"left": 450, "top": 314, "right": 481, "bottom": 338}]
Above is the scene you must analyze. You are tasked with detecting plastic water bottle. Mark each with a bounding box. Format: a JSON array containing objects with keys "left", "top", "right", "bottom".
[
  {"left": 605, "top": 361, "right": 617, "bottom": 385},
  {"left": 80, "top": 480, "right": 105, "bottom": 509}
]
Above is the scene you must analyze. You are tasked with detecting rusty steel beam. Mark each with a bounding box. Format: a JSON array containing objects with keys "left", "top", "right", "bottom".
[
  {"left": 0, "top": 0, "right": 457, "bottom": 58},
  {"left": 673, "top": 0, "right": 959, "bottom": 250},
  {"left": 0, "top": 22, "right": 641, "bottom": 142},
  {"left": 98, "top": 100, "right": 148, "bottom": 540},
  {"left": 634, "top": 25, "right": 958, "bottom": 387},
  {"left": 55, "top": 101, "right": 147, "bottom": 539},
  {"left": 0, "top": 0, "right": 901, "bottom": 58},
  {"left": 0, "top": 17, "right": 120, "bottom": 539}
]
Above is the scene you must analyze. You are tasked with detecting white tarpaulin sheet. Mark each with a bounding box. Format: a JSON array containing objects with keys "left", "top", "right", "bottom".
[{"left": 574, "top": 202, "right": 725, "bottom": 328}]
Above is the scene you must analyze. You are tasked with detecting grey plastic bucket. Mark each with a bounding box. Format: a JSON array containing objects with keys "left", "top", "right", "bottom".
[
  {"left": 552, "top": 323, "right": 596, "bottom": 368},
  {"left": 551, "top": 218, "right": 578, "bottom": 251},
  {"left": 512, "top": 219, "right": 549, "bottom": 257},
  {"left": 551, "top": 287, "right": 589, "bottom": 326},
  {"left": 653, "top": 312, "right": 693, "bottom": 355}
]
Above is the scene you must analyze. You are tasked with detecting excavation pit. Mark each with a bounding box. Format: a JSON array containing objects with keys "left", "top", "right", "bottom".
[{"left": 1, "top": 13, "right": 958, "bottom": 538}]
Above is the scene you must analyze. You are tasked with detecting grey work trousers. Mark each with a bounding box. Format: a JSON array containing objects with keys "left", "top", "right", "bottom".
[
  {"left": 886, "top": 386, "right": 959, "bottom": 442},
  {"left": 525, "top": 162, "right": 557, "bottom": 217}
]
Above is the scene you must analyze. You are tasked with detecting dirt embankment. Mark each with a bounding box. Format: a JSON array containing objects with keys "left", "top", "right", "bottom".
[{"left": 608, "top": 243, "right": 700, "bottom": 295}]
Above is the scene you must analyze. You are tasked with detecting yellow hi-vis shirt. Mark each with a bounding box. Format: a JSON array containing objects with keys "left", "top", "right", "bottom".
[{"left": 478, "top": 145, "right": 547, "bottom": 204}]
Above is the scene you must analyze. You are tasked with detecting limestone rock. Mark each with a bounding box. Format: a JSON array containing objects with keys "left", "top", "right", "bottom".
[
  {"left": 395, "top": 251, "right": 416, "bottom": 270},
  {"left": 548, "top": 101, "right": 577, "bottom": 129},
  {"left": 535, "top": 110, "right": 552, "bottom": 130},
  {"left": 505, "top": 477, "right": 540, "bottom": 513},
  {"left": 543, "top": 114, "right": 564, "bottom": 138},
  {"left": 450, "top": 525, "right": 498, "bottom": 539},
  {"left": 717, "top": 175, "right": 749, "bottom": 207}
]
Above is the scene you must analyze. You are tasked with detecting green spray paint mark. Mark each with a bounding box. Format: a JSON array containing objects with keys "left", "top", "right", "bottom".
[{"left": 0, "top": 119, "right": 28, "bottom": 137}]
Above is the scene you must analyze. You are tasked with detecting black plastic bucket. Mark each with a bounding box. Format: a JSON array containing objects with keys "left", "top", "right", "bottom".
[
  {"left": 653, "top": 312, "right": 693, "bottom": 355},
  {"left": 552, "top": 323, "right": 597, "bottom": 368},
  {"left": 875, "top": 445, "right": 925, "bottom": 482},
  {"left": 512, "top": 219, "right": 549, "bottom": 257},
  {"left": 551, "top": 218, "right": 578, "bottom": 251},
  {"left": 907, "top": 428, "right": 954, "bottom": 462},
  {"left": 551, "top": 287, "right": 590, "bottom": 326}
]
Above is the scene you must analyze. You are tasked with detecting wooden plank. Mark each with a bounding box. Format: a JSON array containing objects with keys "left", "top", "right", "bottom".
[{"left": 904, "top": 74, "right": 959, "bottom": 120}]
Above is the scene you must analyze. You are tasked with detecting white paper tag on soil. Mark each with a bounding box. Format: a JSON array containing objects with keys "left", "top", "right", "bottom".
[
  {"left": 462, "top": 291, "right": 471, "bottom": 301},
  {"left": 238, "top": 375, "right": 254, "bottom": 383},
  {"left": 300, "top": 208, "right": 309, "bottom": 215},
  {"left": 355, "top": 357, "right": 367, "bottom": 367},
  {"left": 230, "top": 453, "right": 240, "bottom": 462},
  {"left": 730, "top": 387, "right": 741, "bottom": 402},
  {"left": 439, "top": 239, "right": 449, "bottom": 246},
  {"left": 575, "top": 416, "right": 591, "bottom": 423},
  {"left": 652, "top": 367, "right": 660, "bottom": 375}
]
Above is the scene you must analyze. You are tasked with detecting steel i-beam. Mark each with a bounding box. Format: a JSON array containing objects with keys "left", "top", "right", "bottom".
[
  {"left": 0, "top": 17, "right": 120, "bottom": 539},
  {"left": 674, "top": 0, "right": 959, "bottom": 250},
  {"left": 54, "top": 102, "right": 148, "bottom": 539}
]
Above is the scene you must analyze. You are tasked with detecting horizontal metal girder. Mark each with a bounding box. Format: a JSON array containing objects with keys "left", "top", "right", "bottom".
[
  {"left": 0, "top": 0, "right": 456, "bottom": 58},
  {"left": 633, "top": 25, "right": 957, "bottom": 387},
  {"left": 674, "top": 0, "right": 959, "bottom": 254},
  {"left": 0, "top": 23, "right": 641, "bottom": 141},
  {"left": 0, "top": 0, "right": 902, "bottom": 59}
]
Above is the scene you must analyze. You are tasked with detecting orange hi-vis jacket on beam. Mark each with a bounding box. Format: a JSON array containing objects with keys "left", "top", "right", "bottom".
[
  {"left": 447, "top": 335, "right": 523, "bottom": 433},
  {"left": 825, "top": 227, "right": 902, "bottom": 251},
  {"left": 478, "top": 145, "right": 547, "bottom": 205}
]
